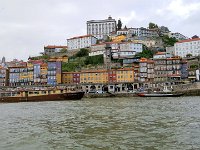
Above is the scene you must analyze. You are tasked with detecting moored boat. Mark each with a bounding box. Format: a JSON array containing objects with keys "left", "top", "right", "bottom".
[
  {"left": 0, "top": 87, "right": 84, "bottom": 103},
  {"left": 137, "top": 92, "right": 184, "bottom": 97}
]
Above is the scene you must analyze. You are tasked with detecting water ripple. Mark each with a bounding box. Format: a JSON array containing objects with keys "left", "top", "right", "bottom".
[{"left": 0, "top": 97, "right": 200, "bottom": 149}]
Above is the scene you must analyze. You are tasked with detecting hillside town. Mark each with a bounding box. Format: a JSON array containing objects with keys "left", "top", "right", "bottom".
[{"left": 0, "top": 16, "right": 200, "bottom": 93}]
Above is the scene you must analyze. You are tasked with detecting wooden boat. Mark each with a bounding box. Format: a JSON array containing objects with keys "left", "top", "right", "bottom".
[
  {"left": 137, "top": 92, "right": 184, "bottom": 97},
  {"left": 0, "top": 87, "right": 84, "bottom": 103}
]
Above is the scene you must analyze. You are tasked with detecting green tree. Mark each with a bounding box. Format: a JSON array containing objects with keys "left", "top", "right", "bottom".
[
  {"left": 149, "top": 22, "right": 158, "bottom": 29},
  {"left": 135, "top": 45, "right": 154, "bottom": 58},
  {"left": 117, "top": 19, "right": 122, "bottom": 30},
  {"left": 186, "top": 53, "right": 192, "bottom": 57},
  {"left": 62, "top": 62, "right": 79, "bottom": 72},
  {"left": 75, "top": 48, "right": 89, "bottom": 57},
  {"left": 162, "top": 35, "right": 178, "bottom": 47},
  {"left": 84, "top": 55, "right": 104, "bottom": 65}
]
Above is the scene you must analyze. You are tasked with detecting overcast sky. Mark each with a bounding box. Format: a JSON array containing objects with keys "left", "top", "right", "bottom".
[{"left": 0, "top": 0, "right": 200, "bottom": 61}]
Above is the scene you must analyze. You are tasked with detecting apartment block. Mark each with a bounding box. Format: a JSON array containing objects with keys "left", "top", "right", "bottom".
[
  {"left": 47, "top": 61, "right": 62, "bottom": 85},
  {"left": 139, "top": 58, "right": 154, "bottom": 83}
]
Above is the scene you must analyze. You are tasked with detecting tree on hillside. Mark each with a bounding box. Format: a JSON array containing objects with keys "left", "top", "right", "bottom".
[
  {"left": 84, "top": 55, "right": 104, "bottom": 65},
  {"left": 60, "top": 48, "right": 67, "bottom": 53},
  {"left": 75, "top": 48, "right": 89, "bottom": 57},
  {"left": 105, "top": 36, "right": 112, "bottom": 42},
  {"left": 162, "top": 35, "right": 178, "bottom": 47},
  {"left": 135, "top": 45, "right": 154, "bottom": 58},
  {"left": 186, "top": 53, "right": 192, "bottom": 57},
  {"left": 149, "top": 22, "right": 158, "bottom": 29},
  {"left": 117, "top": 19, "right": 122, "bottom": 30}
]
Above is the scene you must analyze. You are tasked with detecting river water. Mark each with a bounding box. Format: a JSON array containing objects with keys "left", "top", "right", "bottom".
[{"left": 0, "top": 96, "right": 200, "bottom": 150}]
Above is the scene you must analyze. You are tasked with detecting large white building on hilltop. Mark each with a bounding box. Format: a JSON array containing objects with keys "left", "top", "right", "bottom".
[
  {"left": 175, "top": 38, "right": 200, "bottom": 58},
  {"left": 67, "top": 35, "right": 97, "bottom": 50},
  {"left": 87, "top": 16, "right": 117, "bottom": 40}
]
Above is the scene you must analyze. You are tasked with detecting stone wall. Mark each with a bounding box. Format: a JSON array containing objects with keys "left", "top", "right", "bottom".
[{"left": 173, "top": 82, "right": 200, "bottom": 91}]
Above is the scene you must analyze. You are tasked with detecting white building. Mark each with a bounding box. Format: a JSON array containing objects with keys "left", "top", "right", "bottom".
[
  {"left": 169, "top": 32, "right": 188, "bottom": 41},
  {"left": 112, "top": 42, "right": 143, "bottom": 59},
  {"left": 117, "top": 28, "right": 129, "bottom": 36},
  {"left": 67, "top": 35, "right": 97, "bottom": 50},
  {"left": 153, "top": 52, "right": 172, "bottom": 59},
  {"left": 119, "top": 42, "right": 143, "bottom": 53},
  {"left": 89, "top": 43, "right": 106, "bottom": 56},
  {"left": 89, "top": 42, "right": 143, "bottom": 59},
  {"left": 174, "top": 38, "right": 200, "bottom": 58},
  {"left": 44, "top": 45, "right": 67, "bottom": 55},
  {"left": 128, "top": 27, "right": 158, "bottom": 38},
  {"left": 87, "top": 16, "right": 117, "bottom": 39}
]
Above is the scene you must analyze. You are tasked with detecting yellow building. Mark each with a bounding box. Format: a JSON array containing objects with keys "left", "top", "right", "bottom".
[
  {"left": 62, "top": 68, "right": 135, "bottom": 84},
  {"left": 111, "top": 35, "right": 126, "bottom": 42},
  {"left": 19, "top": 66, "right": 29, "bottom": 85},
  {"left": 27, "top": 61, "right": 34, "bottom": 85},
  {"left": 40, "top": 63, "right": 48, "bottom": 84},
  {"left": 62, "top": 72, "right": 73, "bottom": 84},
  {"left": 80, "top": 70, "right": 108, "bottom": 84},
  {"left": 116, "top": 68, "right": 134, "bottom": 83}
]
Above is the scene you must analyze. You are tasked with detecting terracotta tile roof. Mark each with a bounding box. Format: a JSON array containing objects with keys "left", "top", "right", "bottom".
[
  {"left": 176, "top": 38, "right": 200, "bottom": 43},
  {"left": 44, "top": 45, "right": 67, "bottom": 49},
  {"left": 139, "top": 58, "right": 148, "bottom": 62},
  {"left": 139, "top": 58, "right": 154, "bottom": 63},
  {"left": 28, "top": 60, "right": 44, "bottom": 64},
  {"left": 155, "top": 52, "right": 166, "bottom": 55},
  {"left": 67, "top": 34, "right": 95, "bottom": 40},
  {"left": 41, "top": 63, "right": 47, "bottom": 67}
]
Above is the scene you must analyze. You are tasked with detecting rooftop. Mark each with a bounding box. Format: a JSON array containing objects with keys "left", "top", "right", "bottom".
[
  {"left": 67, "top": 34, "right": 95, "bottom": 40},
  {"left": 176, "top": 38, "right": 200, "bottom": 43}
]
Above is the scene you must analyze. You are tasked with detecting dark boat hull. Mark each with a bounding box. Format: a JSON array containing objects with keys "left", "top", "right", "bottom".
[
  {"left": 0, "top": 91, "right": 85, "bottom": 103},
  {"left": 137, "top": 93, "right": 184, "bottom": 97}
]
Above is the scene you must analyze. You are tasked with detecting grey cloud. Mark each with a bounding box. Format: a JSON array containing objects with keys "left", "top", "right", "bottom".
[{"left": 0, "top": 0, "right": 199, "bottom": 61}]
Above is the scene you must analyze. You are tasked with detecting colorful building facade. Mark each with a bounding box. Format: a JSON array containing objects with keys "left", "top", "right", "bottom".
[{"left": 47, "top": 61, "right": 62, "bottom": 85}]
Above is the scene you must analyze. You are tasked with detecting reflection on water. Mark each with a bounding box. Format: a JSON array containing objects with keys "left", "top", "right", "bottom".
[{"left": 1, "top": 97, "right": 200, "bottom": 149}]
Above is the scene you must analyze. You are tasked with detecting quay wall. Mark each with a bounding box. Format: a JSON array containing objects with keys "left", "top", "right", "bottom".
[
  {"left": 84, "top": 92, "right": 138, "bottom": 98},
  {"left": 173, "top": 82, "right": 200, "bottom": 91}
]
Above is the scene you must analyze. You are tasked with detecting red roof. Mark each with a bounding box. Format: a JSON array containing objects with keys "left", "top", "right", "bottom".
[
  {"left": 176, "top": 38, "right": 200, "bottom": 43},
  {"left": 44, "top": 45, "right": 67, "bottom": 49},
  {"left": 67, "top": 34, "right": 95, "bottom": 40},
  {"left": 155, "top": 52, "right": 166, "bottom": 55}
]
